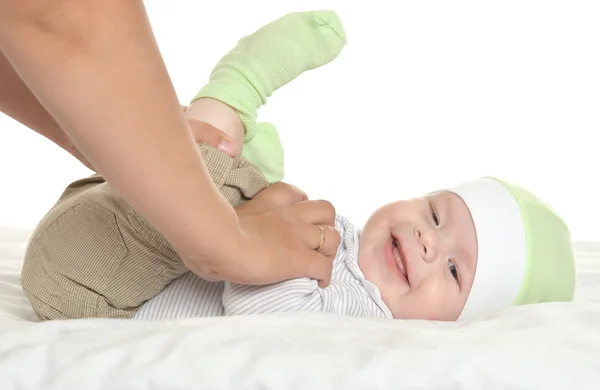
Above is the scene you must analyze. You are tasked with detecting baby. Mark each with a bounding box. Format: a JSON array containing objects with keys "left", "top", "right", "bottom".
[
  {"left": 138, "top": 174, "right": 577, "bottom": 322},
  {"left": 21, "top": 11, "right": 576, "bottom": 322},
  {"left": 135, "top": 15, "right": 576, "bottom": 322}
]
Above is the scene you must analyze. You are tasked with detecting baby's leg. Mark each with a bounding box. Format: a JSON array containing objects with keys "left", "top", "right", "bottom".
[
  {"left": 184, "top": 98, "right": 245, "bottom": 167},
  {"left": 191, "top": 10, "right": 347, "bottom": 183},
  {"left": 19, "top": 115, "right": 271, "bottom": 322},
  {"left": 20, "top": 139, "right": 271, "bottom": 320},
  {"left": 19, "top": 96, "right": 278, "bottom": 321}
]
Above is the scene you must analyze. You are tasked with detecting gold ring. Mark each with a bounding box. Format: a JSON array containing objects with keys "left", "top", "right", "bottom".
[{"left": 315, "top": 225, "right": 326, "bottom": 252}]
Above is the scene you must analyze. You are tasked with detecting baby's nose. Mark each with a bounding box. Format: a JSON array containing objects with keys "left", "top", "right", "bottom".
[{"left": 415, "top": 227, "right": 437, "bottom": 263}]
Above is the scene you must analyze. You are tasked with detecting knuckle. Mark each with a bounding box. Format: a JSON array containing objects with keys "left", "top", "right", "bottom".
[
  {"left": 325, "top": 224, "right": 338, "bottom": 236},
  {"left": 281, "top": 182, "right": 308, "bottom": 201},
  {"left": 316, "top": 199, "right": 336, "bottom": 220},
  {"left": 265, "top": 183, "right": 300, "bottom": 206},
  {"left": 286, "top": 184, "right": 308, "bottom": 203}
]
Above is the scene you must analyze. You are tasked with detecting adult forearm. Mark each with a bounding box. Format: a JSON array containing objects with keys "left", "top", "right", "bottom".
[
  {"left": 0, "top": 50, "right": 64, "bottom": 146},
  {"left": 0, "top": 1, "right": 241, "bottom": 265},
  {"left": 0, "top": 50, "right": 94, "bottom": 169}
]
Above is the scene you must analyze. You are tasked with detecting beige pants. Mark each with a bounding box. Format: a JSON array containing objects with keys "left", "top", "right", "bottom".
[{"left": 20, "top": 144, "right": 270, "bottom": 320}]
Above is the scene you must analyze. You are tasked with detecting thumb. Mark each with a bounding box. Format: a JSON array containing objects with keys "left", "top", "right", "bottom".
[{"left": 187, "top": 119, "right": 238, "bottom": 157}]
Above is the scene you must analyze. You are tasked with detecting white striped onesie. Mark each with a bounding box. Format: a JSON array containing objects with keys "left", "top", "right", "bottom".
[{"left": 133, "top": 215, "right": 393, "bottom": 320}]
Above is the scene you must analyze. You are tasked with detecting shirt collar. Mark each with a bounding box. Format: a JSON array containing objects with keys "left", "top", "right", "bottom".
[{"left": 338, "top": 216, "right": 394, "bottom": 319}]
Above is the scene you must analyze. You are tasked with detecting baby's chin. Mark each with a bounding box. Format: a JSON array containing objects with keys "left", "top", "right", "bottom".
[
  {"left": 382, "top": 288, "right": 464, "bottom": 321},
  {"left": 387, "top": 302, "right": 462, "bottom": 321},
  {"left": 392, "top": 311, "right": 459, "bottom": 321}
]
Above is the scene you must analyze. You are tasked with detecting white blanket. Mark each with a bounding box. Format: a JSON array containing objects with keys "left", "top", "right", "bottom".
[{"left": 1, "top": 226, "right": 600, "bottom": 390}]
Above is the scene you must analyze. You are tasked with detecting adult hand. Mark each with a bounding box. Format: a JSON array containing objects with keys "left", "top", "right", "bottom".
[
  {"left": 0, "top": 0, "right": 335, "bottom": 290},
  {"left": 236, "top": 200, "right": 340, "bottom": 288},
  {"left": 218, "top": 183, "right": 341, "bottom": 288},
  {"left": 235, "top": 182, "right": 309, "bottom": 216}
]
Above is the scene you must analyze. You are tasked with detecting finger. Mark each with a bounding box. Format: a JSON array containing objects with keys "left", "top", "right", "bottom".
[
  {"left": 180, "top": 105, "right": 189, "bottom": 112},
  {"left": 305, "top": 224, "right": 341, "bottom": 258},
  {"left": 289, "top": 199, "right": 336, "bottom": 227},
  {"left": 298, "top": 250, "right": 334, "bottom": 288},
  {"left": 235, "top": 183, "right": 308, "bottom": 216},
  {"left": 253, "top": 183, "right": 308, "bottom": 208},
  {"left": 322, "top": 225, "right": 342, "bottom": 257},
  {"left": 187, "top": 119, "right": 238, "bottom": 157}
]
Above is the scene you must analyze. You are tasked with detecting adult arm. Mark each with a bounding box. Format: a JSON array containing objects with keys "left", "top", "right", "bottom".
[
  {"left": 0, "top": 50, "right": 94, "bottom": 170},
  {"left": 0, "top": 0, "right": 242, "bottom": 267},
  {"left": 0, "top": 52, "right": 236, "bottom": 171},
  {"left": 0, "top": 0, "right": 338, "bottom": 286}
]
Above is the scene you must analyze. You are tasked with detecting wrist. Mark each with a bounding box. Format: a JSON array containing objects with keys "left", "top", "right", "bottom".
[{"left": 174, "top": 199, "right": 245, "bottom": 282}]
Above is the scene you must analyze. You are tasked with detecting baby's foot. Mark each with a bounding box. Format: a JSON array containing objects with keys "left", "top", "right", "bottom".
[
  {"left": 191, "top": 10, "right": 347, "bottom": 182},
  {"left": 241, "top": 122, "right": 283, "bottom": 184},
  {"left": 193, "top": 10, "right": 347, "bottom": 141}
]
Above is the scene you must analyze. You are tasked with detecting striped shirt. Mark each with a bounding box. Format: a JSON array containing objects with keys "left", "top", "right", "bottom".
[{"left": 134, "top": 215, "right": 393, "bottom": 320}]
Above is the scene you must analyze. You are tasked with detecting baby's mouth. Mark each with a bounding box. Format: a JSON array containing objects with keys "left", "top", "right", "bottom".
[{"left": 391, "top": 235, "right": 409, "bottom": 283}]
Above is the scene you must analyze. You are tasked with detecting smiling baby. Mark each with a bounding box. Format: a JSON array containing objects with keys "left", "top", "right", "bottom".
[{"left": 138, "top": 175, "right": 576, "bottom": 321}]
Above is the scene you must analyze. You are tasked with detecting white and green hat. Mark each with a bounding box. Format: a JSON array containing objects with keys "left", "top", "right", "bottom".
[{"left": 448, "top": 177, "right": 576, "bottom": 321}]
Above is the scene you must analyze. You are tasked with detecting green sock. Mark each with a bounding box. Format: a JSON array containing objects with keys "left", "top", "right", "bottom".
[
  {"left": 191, "top": 10, "right": 347, "bottom": 183},
  {"left": 245, "top": 122, "right": 283, "bottom": 183}
]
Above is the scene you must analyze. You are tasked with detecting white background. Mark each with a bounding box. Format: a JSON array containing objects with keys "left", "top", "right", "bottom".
[{"left": 1, "top": 1, "right": 598, "bottom": 241}]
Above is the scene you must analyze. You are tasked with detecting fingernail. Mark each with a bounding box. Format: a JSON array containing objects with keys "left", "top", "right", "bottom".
[{"left": 218, "top": 138, "right": 236, "bottom": 156}]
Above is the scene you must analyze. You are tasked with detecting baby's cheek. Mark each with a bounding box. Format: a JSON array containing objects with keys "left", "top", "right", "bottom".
[
  {"left": 387, "top": 290, "right": 440, "bottom": 320},
  {"left": 390, "top": 297, "right": 442, "bottom": 320},
  {"left": 411, "top": 281, "right": 455, "bottom": 320}
]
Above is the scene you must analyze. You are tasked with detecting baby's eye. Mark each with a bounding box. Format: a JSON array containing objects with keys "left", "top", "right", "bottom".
[
  {"left": 429, "top": 201, "right": 439, "bottom": 226},
  {"left": 448, "top": 259, "right": 459, "bottom": 283}
]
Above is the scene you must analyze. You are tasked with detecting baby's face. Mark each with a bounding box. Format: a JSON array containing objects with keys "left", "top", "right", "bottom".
[{"left": 358, "top": 191, "right": 478, "bottom": 321}]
